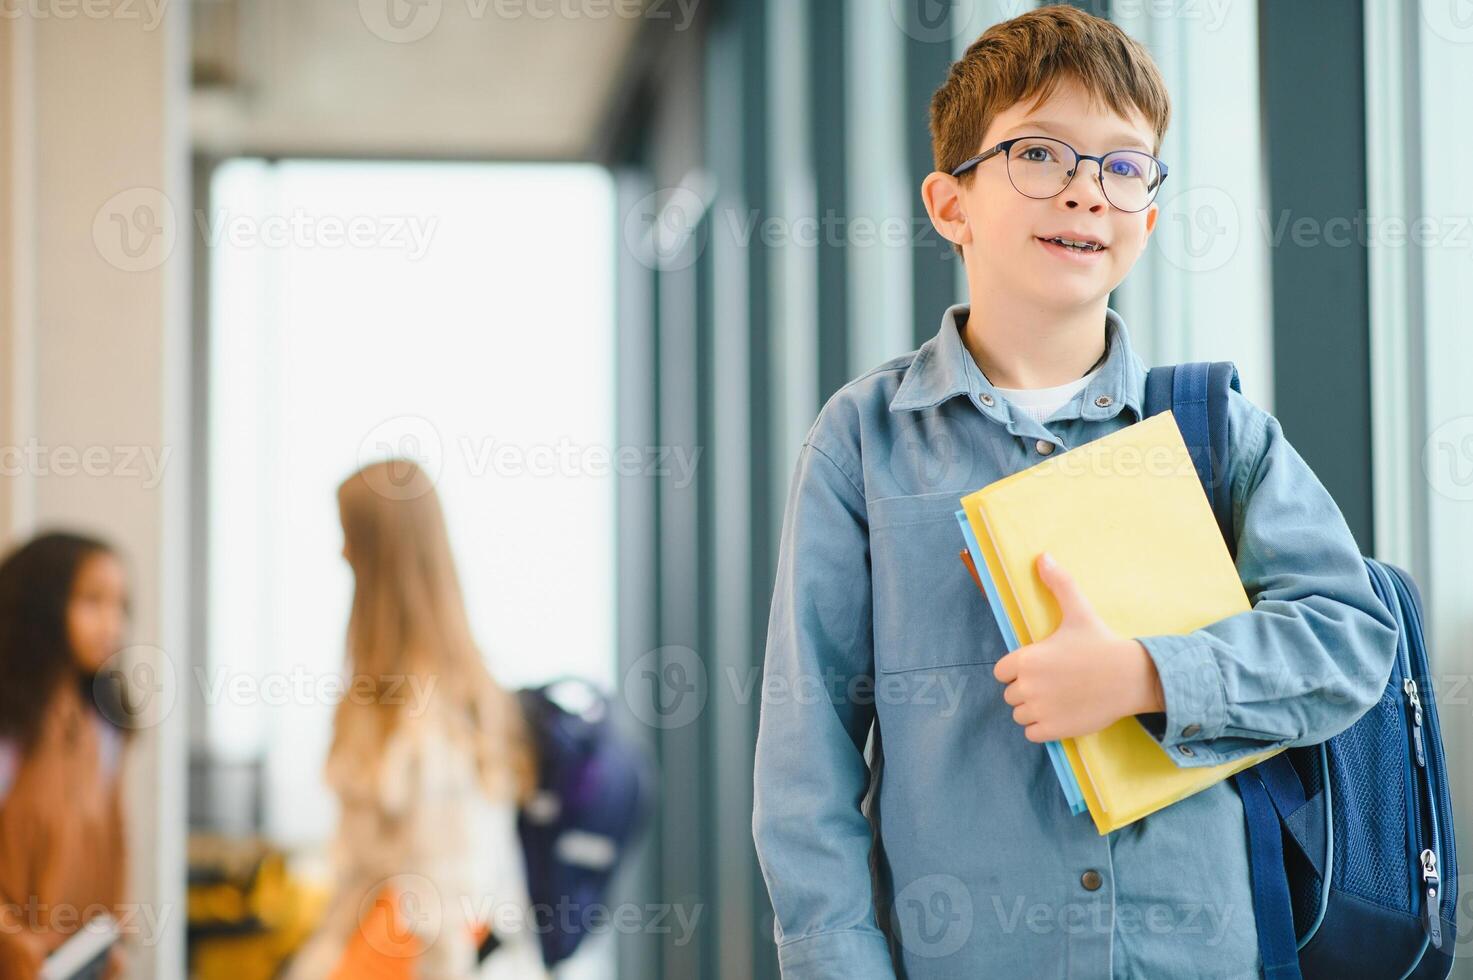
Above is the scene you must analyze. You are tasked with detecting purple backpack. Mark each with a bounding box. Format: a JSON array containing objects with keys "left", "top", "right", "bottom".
[{"left": 487, "top": 679, "right": 655, "bottom": 967}]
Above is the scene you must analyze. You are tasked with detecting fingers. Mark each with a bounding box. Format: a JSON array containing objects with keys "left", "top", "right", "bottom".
[
  {"left": 993, "top": 649, "right": 1019, "bottom": 684},
  {"left": 1011, "top": 702, "right": 1036, "bottom": 728},
  {"left": 1037, "top": 552, "right": 1090, "bottom": 622}
]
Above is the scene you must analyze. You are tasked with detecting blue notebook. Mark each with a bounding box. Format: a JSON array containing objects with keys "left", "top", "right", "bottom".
[{"left": 956, "top": 510, "right": 1087, "bottom": 815}]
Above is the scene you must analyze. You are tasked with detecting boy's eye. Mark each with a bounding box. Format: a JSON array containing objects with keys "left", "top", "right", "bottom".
[{"left": 1107, "top": 160, "right": 1142, "bottom": 178}]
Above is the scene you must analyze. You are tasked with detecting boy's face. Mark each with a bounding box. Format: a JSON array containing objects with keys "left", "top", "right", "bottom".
[{"left": 925, "top": 76, "right": 1160, "bottom": 314}]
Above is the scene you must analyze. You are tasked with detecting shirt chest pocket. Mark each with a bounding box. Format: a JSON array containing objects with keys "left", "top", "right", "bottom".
[{"left": 868, "top": 492, "right": 1007, "bottom": 673}]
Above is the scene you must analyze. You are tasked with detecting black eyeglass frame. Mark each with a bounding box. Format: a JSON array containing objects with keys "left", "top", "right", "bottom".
[{"left": 949, "top": 136, "right": 1169, "bottom": 213}]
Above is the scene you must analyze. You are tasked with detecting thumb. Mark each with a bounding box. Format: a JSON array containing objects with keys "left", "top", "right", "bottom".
[{"left": 1036, "top": 552, "right": 1095, "bottom": 626}]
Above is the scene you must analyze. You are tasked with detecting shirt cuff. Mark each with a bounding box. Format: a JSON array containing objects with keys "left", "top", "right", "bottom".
[
  {"left": 1135, "top": 633, "right": 1229, "bottom": 754},
  {"left": 777, "top": 927, "right": 896, "bottom": 979}
]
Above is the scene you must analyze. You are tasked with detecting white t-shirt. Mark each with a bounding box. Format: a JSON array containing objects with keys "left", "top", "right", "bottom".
[{"left": 987, "top": 364, "right": 1103, "bottom": 425}]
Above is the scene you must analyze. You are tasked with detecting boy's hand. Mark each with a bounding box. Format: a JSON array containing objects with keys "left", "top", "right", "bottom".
[{"left": 993, "top": 552, "right": 1165, "bottom": 743}]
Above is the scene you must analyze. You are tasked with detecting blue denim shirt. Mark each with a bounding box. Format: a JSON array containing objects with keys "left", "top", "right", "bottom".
[{"left": 751, "top": 304, "right": 1399, "bottom": 979}]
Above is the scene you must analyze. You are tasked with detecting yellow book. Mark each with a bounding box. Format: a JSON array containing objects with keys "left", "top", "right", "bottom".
[{"left": 960, "top": 411, "right": 1281, "bottom": 835}]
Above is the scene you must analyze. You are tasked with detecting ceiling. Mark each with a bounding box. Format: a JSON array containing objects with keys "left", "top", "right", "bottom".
[{"left": 191, "top": 0, "right": 649, "bottom": 160}]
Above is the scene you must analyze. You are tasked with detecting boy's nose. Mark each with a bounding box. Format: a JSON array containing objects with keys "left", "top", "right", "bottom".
[{"left": 1062, "top": 170, "right": 1110, "bottom": 210}]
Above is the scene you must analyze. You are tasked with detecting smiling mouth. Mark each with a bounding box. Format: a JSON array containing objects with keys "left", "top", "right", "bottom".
[{"left": 1037, "top": 236, "right": 1107, "bottom": 252}]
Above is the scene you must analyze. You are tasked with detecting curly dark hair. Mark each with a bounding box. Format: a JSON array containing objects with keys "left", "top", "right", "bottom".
[{"left": 0, "top": 531, "right": 123, "bottom": 749}]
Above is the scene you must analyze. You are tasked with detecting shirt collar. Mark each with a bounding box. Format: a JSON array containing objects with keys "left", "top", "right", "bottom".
[{"left": 888, "top": 302, "right": 1145, "bottom": 425}]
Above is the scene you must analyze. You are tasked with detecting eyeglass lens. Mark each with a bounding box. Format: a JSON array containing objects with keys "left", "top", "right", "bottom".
[{"left": 1005, "top": 137, "right": 1161, "bottom": 211}]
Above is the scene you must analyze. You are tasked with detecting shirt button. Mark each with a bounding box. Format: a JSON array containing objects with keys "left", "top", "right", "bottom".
[
  {"left": 980, "top": 394, "right": 995, "bottom": 407},
  {"left": 1081, "top": 869, "right": 1103, "bottom": 891},
  {"left": 1035, "top": 440, "right": 1055, "bottom": 455},
  {"left": 1179, "top": 745, "right": 1195, "bottom": 757},
  {"left": 1182, "top": 724, "right": 1201, "bottom": 737},
  {"left": 1094, "top": 395, "right": 1113, "bottom": 408}
]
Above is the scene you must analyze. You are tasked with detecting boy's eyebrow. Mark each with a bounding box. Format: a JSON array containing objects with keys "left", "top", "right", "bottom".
[{"left": 1002, "top": 119, "right": 1152, "bottom": 152}]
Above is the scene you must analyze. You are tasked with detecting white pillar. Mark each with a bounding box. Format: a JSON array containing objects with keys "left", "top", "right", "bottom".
[{"left": 0, "top": 4, "right": 190, "bottom": 977}]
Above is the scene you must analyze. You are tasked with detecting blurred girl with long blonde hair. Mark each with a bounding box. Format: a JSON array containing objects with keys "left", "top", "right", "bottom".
[{"left": 287, "top": 459, "right": 546, "bottom": 980}]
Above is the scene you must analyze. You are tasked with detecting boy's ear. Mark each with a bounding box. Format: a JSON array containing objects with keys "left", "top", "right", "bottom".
[
  {"left": 921, "top": 171, "right": 972, "bottom": 249},
  {"left": 1143, "top": 202, "right": 1159, "bottom": 237}
]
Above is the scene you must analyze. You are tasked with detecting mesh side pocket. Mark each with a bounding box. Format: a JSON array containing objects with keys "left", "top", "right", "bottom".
[{"left": 1329, "top": 692, "right": 1412, "bottom": 912}]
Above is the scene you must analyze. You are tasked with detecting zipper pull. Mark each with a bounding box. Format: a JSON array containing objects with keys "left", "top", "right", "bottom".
[
  {"left": 1405, "top": 679, "right": 1427, "bottom": 767},
  {"left": 1421, "top": 849, "right": 1443, "bottom": 949}
]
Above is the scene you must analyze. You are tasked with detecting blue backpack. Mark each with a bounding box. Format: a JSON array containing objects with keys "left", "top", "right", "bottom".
[
  {"left": 504, "top": 678, "right": 655, "bottom": 967},
  {"left": 1144, "top": 362, "right": 1458, "bottom": 980}
]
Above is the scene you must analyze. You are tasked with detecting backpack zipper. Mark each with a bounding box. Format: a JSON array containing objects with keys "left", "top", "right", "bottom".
[
  {"left": 1385, "top": 564, "right": 1445, "bottom": 952},
  {"left": 1420, "top": 849, "right": 1442, "bottom": 949},
  {"left": 1404, "top": 678, "right": 1426, "bottom": 768}
]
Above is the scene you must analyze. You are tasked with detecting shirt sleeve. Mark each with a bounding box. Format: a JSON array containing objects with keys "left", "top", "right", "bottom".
[
  {"left": 752, "top": 439, "right": 897, "bottom": 979},
  {"left": 1133, "top": 393, "right": 1400, "bottom": 768}
]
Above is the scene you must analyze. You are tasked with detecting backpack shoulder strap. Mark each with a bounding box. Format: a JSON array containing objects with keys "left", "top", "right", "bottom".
[
  {"left": 1149, "top": 363, "right": 1308, "bottom": 978},
  {"left": 1143, "top": 361, "right": 1241, "bottom": 558}
]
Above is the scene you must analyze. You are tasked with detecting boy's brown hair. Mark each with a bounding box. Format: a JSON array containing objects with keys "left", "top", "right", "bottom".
[{"left": 930, "top": 5, "right": 1171, "bottom": 184}]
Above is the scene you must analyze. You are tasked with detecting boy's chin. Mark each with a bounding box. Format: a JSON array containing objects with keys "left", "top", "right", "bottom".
[{"left": 1014, "top": 273, "right": 1110, "bottom": 311}]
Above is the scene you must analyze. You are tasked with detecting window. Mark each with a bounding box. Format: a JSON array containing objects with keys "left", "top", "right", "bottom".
[{"left": 205, "top": 159, "right": 617, "bottom": 850}]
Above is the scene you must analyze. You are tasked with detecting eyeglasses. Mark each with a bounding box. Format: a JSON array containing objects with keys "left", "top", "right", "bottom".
[{"left": 950, "top": 136, "right": 1168, "bottom": 213}]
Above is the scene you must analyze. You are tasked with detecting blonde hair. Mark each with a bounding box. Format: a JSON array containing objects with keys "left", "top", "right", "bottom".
[{"left": 332, "top": 459, "right": 536, "bottom": 803}]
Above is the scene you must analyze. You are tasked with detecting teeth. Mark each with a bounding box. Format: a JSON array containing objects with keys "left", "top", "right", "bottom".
[{"left": 1047, "top": 237, "right": 1102, "bottom": 251}]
